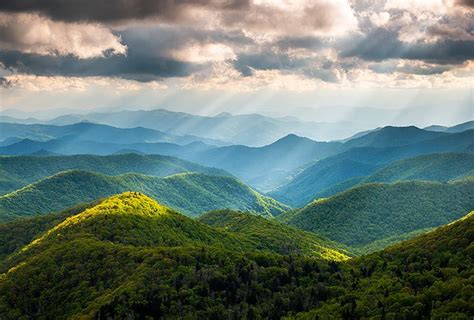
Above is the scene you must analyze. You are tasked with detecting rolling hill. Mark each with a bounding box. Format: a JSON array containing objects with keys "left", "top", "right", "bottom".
[
  {"left": 1, "top": 193, "right": 472, "bottom": 319},
  {"left": 199, "top": 210, "right": 348, "bottom": 260},
  {"left": 301, "top": 152, "right": 474, "bottom": 201},
  {"left": 272, "top": 129, "right": 474, "bottom": 206},
  {"left": 364, "top": 152, "right": 474, "bottom": 183},
  {"left": 279, "top": 178, "right": 474, "bottom": 249},
  {"left": 0, "top": 153, "right": 229, "bottom": 196},
  {"left": 0, "top": 170, "right": 288, "bottom": 221}
]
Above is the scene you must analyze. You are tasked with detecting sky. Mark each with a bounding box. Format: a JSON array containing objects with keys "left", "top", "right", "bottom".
[{"left": 0, "top": 0, "right": 472, "bottom": 125}]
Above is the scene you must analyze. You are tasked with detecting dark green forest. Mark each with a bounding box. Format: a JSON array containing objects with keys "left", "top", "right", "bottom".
[
  {"left": 279, "top": 178, "right": 474, "bottom": 251},
  {"left": 0, "top": 193, "right": 472, "bottom": 319},
  {"left": 0, "top": 154, "right": 229, "bottom": 196},
  {"left": 0, "top": 170, "right": 288, "bottom": 221}
]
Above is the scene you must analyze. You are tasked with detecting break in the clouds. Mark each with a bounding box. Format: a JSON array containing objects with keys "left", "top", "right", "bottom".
[{"left": 0, "top": 0, "right": 472, "bottom": 95}]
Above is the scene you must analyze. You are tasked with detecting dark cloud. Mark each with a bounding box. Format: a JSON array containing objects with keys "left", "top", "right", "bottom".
[
  {"left": 455, "top": 0, "right": 474, "bottom": 8},
  {"left": 0, "top": 26, "right": 256, "bottom": 81},
  {"left": 0, "top": 76, "right": 13, "bottom": 88},
  {"left": 275, "top": 37, "right": 325, "bottom": 50},
  {"left": 233, "top": 51, "right": 340, "bottom": 82},
  {"left": 0, "top": 0, "right": 249, "bottom": 23},
  {"left": 340, "top": 28, "right": 474, "bottom": 64},
  {"left": 0, "top": 50, "right": 199, "bottom": 81},
  {"left": 369, "top": 62, "right": 454, "bottom": 75},
  {"left": 233, "top": 52, "right": 308, "bottom": 76}
]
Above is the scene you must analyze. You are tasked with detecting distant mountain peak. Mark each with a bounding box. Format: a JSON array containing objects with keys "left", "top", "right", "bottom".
[{"left": 215, "top": 112, "right": 233, "bottom": 118}]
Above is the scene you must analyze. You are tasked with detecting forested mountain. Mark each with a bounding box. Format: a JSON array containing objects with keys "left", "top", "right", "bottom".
[
  {"left": 187, "top": 134, "right": 344, "bottom": 191},
  {"left": 298, "top": 152, "right": 474, "bottom": 201},
  {"left": 272, "top": 129, "right": 474, "bottom": 206},
  {"left": 365, "top": 153, "right": 474, "bottom": 183},
  {"left": 199, "top": 210, "right": 348, "bottom": 260},
  {"left": 0, "top": 192, "right": 347, "bottom": 318},
  {"left": 295, "top": 210, "right": 474, "bottom": 318},
  {"left": 1, "top": 192, "right": 472, "bottom": 319},
  {"left": 0, "top": 122, "right": 226, "bottom": 146},
  {"left": 0, "top": 170, "right": 287, "bottom": 221},
  {"left": 0, "top": 134, "right": 345, "bottom": 192},
  {"left": 0, "top": 154, "right": 229, "bottom": 196},
  {"left": 344, "top": 126, "right": 446, "bottom": 148},
  {"left": 279, "top": 178, "right": 474, "bottom": 250}
]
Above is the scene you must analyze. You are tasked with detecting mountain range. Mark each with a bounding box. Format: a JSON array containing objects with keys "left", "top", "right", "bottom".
[
  {"left": 271, "top": 128, "right": 474, "bottom": 206},
  {"left": 1, "top": 192, "right": 472, "bottom": 318},
  {"left": 0, "top": 108, "right": 374, "bottom": 146}
]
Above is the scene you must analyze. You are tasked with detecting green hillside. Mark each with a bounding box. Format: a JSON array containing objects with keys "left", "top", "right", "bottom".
[
  {"left": 0, "top": 202, "right": 100, "bottom": 261},
  {"left": 1, "top": 193, "right": 472, "bottom": 319},
  {"left": 309, "top": 152, "right": 474, "bottom": 200},
  {"left": 199, "top": 210, "right": 349, "bottom": 261},
  {"left": 0, "top": 192, "right": 347, "bottom": 319},
  {"left": 296, "top": 211, "right": 474, "bottom": 319},
  {"left": 0, "top": 154, "right": 229, "bottom": 196},
  {"left": 0, "top": 170, "right": 288, "bottom": 222},
  {"left": 279, "top": 178, "right": 474, "bottom": 248},
  {"left": 365, "top": 152, "right": 474, "bottom": 183}
]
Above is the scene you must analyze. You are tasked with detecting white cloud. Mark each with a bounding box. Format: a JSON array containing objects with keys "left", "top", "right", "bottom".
[
  {"left": 0, "top": 13, "right": 127, "bottom": 58},
  {"left": 169, "top": 43, "right": 236, "bottom": 63},
  {"left": 220, "top": 0, "right": 358, "bottom": 38},
  {"left": 369, "top": 11, "right": 391, "bottom": 26}
]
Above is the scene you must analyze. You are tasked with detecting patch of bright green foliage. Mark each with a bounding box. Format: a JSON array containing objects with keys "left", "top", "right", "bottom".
[{"left": 199, "top": 209, "right": 349, "bottom": 261}]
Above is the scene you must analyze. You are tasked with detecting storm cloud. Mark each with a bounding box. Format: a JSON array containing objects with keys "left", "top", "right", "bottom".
[
  {"left": 340, "top": 28, "right": 474, "bottom": 64},
  {"left": 0, "top": 0, "right": 472, "bottom": 88},
  {"left": 0, "top": 0, "right": 249, "bottom": 23}
]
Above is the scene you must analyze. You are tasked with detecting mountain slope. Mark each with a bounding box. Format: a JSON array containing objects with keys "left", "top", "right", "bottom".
[
  {"left": 344, "top": 125, "right": 446, "bottom": 148},
  {"left": 279, "top": 178, "right": 474, "bottom": 248},
  {"left": 0, "top": 153, "right": 229, "bottom": 196},
  {"left": 365, "top": 152, "right": 474, "bottom": 183},
  {"left": 188, "top": 134, "right": 345, "bottom": 191},
  {"left": 1, "top": 194, "right": 472, "bottom": 319},
  {"left": 306, "top": 152, "right": 474, "bottom": 201},
  {"left": 0, "top": 133, "right": 345, "bottom": 192},
  {"left": 199, "top": 210, "right": 348, "bottom": 261},
  {"left": 297, "top": 211, "right": 474, "bottom": 319},
  {"left": 0, "top": 193, "right": 348, "bottom": 319},
  {"left": 0, "top": 170, "right": 288, "bottom": 221},
  {"left": 272, "top": 129, "right": 474, "bottom": 206}
]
